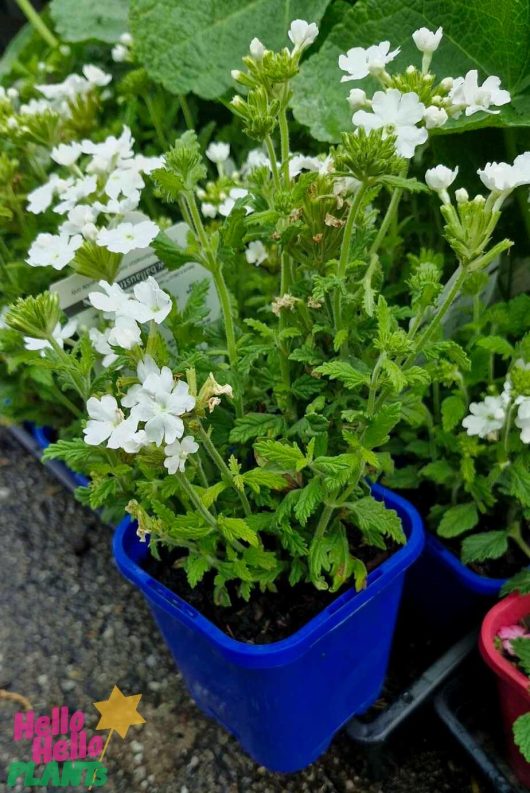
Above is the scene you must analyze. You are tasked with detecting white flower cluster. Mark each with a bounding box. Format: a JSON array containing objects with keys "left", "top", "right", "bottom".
[
  {"left": 249, "top": 19, "right": 318, "bottom": 65},
  {"left": 84, "top": 356, "right": 198, "bottom": 475},
  {"left": 112, "top": 32, "right": 134, "bottom": 64},
  {"left": 426, "top": 153, "right": 530, "bottom": 209},
  {"left": 88, "top": 276, "right": 172, "bottom": 360},
  {"left": 26, "top": 126, "right": 162, "bottom": 269},
  {"left": 338, "top": 28, "right": 511, "bottom": 159},
  {"left": 462, "top": 363, "right": 530, "bottom": 443}
]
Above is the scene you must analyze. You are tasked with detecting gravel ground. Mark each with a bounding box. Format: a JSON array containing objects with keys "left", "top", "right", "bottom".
[{"left": 0, "top": 429, "right": 488, "bottom": 792}]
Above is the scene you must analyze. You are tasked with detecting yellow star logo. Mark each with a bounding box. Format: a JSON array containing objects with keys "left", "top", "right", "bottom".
[{"left": 93, "top": 685, "right": 145, "bottom": 740}]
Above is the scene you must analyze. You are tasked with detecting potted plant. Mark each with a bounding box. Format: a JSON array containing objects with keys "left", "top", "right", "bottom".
[{"left": 480, "top": 592, "right": 530, "bottom": 788}]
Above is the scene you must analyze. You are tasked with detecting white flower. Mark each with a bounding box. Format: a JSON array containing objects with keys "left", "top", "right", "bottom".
[
  {"left": 107, "top": 315, "right": 142, "bottom": 349},
  {"left": 36, "top": 73, "right": 89, "bottom": 103},
  {"left": 96, "top": 220, "right": 159, "bottom": 254},
  {"left": 412, "top": 27, "right": 443, "bottom": 54},
  {"left": 339, "top": 42, "right": 400, "bottom": 82},
  {"left": 347, "top": 88, "right": 368, "bottom": 110},
  {"left": 83, "top": 394, "right": 139, "bottom": 449},
  {"left": 133, "top": 276, "right": 172, "bottom": 324},
  {"left": 449, "top": 70, "right": 511, "bottom": 117},
  {"left": 105, "top": 165, "right": 144, "bottom": 200},
  {"left": 59, "top": 204, "right": 99, "bottom": 236},
  {"left": 19, "top": 98, "right": 53, "bottom": 116},
  {"left": 288, "top": 19, "right": 319, "bottom": 52},
  {"left": 288, "top": 154, "right": 333, "bottom": 179},
  {"left": 514, "top": 152, "right": 530, "bottom": 182},
  {"left": 82, "top": 64, "right": 112, "bottom": 87},
  {"left": 51, "top": 141, "right": 82, "bottom": 166},
  {"left": 27, "top": 232, "right": 83, "bottom": 270},
  {"left": 24, "top": 319, "right": 77, "bottom": 356},
  {"left": 245, "top": 240, "right": 267, "bottom": 266},
  {"left": 82, "top": 127, "right": 134, "bottom": 174},
  {"left": 425, "top": 165, "right": 458, "bottom": 203},
  {"left": 89, "top": 280, "right": 130, "bottom": 314},
  {"left": 249, "top": 37, "right": 266, "bottom": 60},
  {"left": 478, "top": 161, "right": 521, "bottom": 192},
  {"left": 54, "top": 175, "right": 98, "bottom": 214},
  {"left": 206, "top": 142, "right": 230, "bottom": 164},
  {"left": 88, "top": 327, "right": 118, "bottom": 368},
  {"left": 130, "top": 378, "right": 196, "bottom": 446},
  {"left": 112, "top": 44, "right": 129, "bottom": 63},
  {"left": 201, "top": 202, "right": 217, "bottom": 218},
  {"left": 423, "top": 105, "right": 448, "bottom": 129},
  {"left": 352, "top": 89, "right": 428, "bottom": 158},
  {"left": 94, "top": 194, "right": 141, "bottom": 216},
  {"left": 516, "top": 399, "right": 530, "bottom": 444},
  {"left": 462, "top": 396, "right": 506, "bottom": 438},
  {"left": 133, "top": 154, "right": 164, "bottom": 174},
  {"left": 241, "top": 148, "right": 271, "bottom": 175},
  {"left": 27, "top": 174, "right": 65, "bottom": 214},
  {"left": 218, "top": 187, "right": 249, "bottom": 216},
  {"left": 164, "top": 435, "right": 199, "bottom": 474}
]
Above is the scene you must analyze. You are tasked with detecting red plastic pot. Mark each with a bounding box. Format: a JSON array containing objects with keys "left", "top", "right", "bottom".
[{"left": 479, "top": 593, "right": 530, "bottom": 788}]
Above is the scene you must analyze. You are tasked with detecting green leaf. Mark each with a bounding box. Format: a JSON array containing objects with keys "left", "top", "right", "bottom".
[
  {"left": 152, "top": 232, "right": 191, "bottom": 270},
  {"left": 348, "top": 495, "right": 406, "bottom": 544},
  {"left": 294, "top": 477, "right": 324, "bottom": 526},
  {"left": 476, "top": 335, "right": 515, "bottom": 358},
  {"left": 241, "top": 468, "right": 287, "bottom": 492},
  {"left": 218, "top": 515, "right": 258, "bottom": 547},
  {"left": 254, "top": 439, "right": 308, "bottom": 471},
  {"left": 420, "top": 460, "right": 455, "bottom": 486},
  {"left": 185, "top": 554, "right": 211, "bottom": 587},
  {"left": 438, "top": 503, "right": 479, "bottom": 538},
  {"left": 442, "top": 395, "right": 466, "bottom": 432},
  {"left": 501, "top": 569, "right": 530, "bottom": 597},
  {"left": 514, "top": 713, "right": 530, "bottom": 763},
  {"left": 378, "top": 175, "right": 430, "bottom": 193},
  {"left": 130, "top": 0, "right": 332, "bottom": 99},
  {"left": 506, "top": 459, "right": 530, "bottom": 509},
  {"left": 313, "top": 360, "right": 370, "bottom": 390},
  {"left": 461, "top": 530, "right": 509, "bottom": 564},
  {"left": 512, "top": 638, "right": 530, "bottom": 678},
  {"left": 363, "top": 402, "right": 402, "bottom": 449},
  {"left": 229, "top": 412, "right": 285, "bottom": 443},
  {"left": 50, "top": 0, "right": 129, "bottom": 42},
  {"left": 292, "top": 0, "right": 530, "bottom": 142},
  {"left": 382, "top": 359, "right": 407, "bottom": 393},
  {"left": 312, "top": 453, "right": 362, "bottom": 489},
  {"left": 199, "top": 481, "right": 227, "bottom": 508}
]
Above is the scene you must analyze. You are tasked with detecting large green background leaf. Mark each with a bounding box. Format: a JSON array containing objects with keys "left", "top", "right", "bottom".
[
  {"left": 292, "top": 0, "right": 530, "bottom": 141},
  {"left": 129, "top": 0, "right": 332, "bottom": 99},
  {"left": 50, "top": 0, "right": 129, "bottom": 43}
]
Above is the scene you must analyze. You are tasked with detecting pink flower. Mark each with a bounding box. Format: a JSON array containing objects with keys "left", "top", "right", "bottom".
[{"left": 498, "top": 625, "right": 528, "bottom": 655}]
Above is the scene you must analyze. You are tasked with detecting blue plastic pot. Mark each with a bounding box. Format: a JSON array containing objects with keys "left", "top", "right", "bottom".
[
  {"left": 404, "top": 531, "right": 506, "bottom": 637},
  {"left": 113, "top": 484, "right": 424, "bottom": 772},
  {"left": 31, "top": 425, "right": 89, "bottom": 487}
]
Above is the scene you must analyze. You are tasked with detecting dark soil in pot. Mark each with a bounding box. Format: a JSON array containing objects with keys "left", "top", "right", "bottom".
[{"left": 143, "top": 537, "right": 398, "bottom": 644}]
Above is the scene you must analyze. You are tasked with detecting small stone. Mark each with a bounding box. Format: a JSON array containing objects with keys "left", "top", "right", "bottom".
[
  {"left": 188, "top": 755, "right": 199, "bottom": 770},
  {"left": 148, "top": 681, "right": 162, "bottom": 692},
  {"left": 145, "top": 654, "right": 157, "bottom": 668},
  {"left": 61, "top": 680, "right": 75, "bottom": 692},
  {"left": 345, "top": 781, "right": 355, "bottom": 792},
  {"left": 37, "top": 674, "right": 48, "bottom": 687},
  {"left": 130, "top": 740, "right": 143, "bottom": 754}
]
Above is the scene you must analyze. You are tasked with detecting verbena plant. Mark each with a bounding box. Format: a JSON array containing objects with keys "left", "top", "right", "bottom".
[{"left": 7, "top": 21, "right": 530, "bottom": 605}]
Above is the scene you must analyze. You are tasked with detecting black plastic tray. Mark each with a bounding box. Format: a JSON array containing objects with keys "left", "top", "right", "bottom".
[{"left": 434, "top": 659, "right": 527, "bottom": 793}]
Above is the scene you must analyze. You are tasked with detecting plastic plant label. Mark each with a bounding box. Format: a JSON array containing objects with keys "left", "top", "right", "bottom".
[{"left": 51, "top": 222, "right": 220, "bottom": 328}]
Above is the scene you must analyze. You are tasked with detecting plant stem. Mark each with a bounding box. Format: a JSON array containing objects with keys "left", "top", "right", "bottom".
[
  {"left": 178, "top": 95, "right": 194, "bottom": 130},
  {"left": 403, "top": 265, "right": 467, "bottom": 368},
  {"left": 279, "top": 88, "right": 290, "bottom": 187},
  {"left": 366, "top": 353, "right": 385, "bottom": 416},
  {"left": 144, "top": 95, "right": 169, "bottom": 150},
  {"left": 369, "top": 185, "right": 403, "bottom": 258},
  {"left": 176, "top": 472, "right": 218, "bottom": 528},
  {"left": 50, "top": 386, "right": 82, "bottom": 418},
  {"left": 196, "top": 422, "right": 251, "bottom": 516},
  {"left": 264, "top": 135, "right": 281, "bottom": 190},
  {"left": 509, "top": 523, "right": 530, "bottom": 560},
  {"left": 14, "top": 0, "right": 58, "bottom": 48},
  {"left": 314, "top": 503, "right": 335, "bottom": 540},
  {"left": 333, "top": 182, "right": 369, "bottom": 331}
]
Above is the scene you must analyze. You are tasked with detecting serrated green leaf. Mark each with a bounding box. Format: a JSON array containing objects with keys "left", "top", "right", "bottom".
[
  {"left": 294, "top": 477, "right": 324, "bottom": 526},
  {"left": 506, "top": 458, "right": 530, "bottom": 509},
  {"left": 314, "top": 359, "right": 370, "bottom": 389},
  {"left": 363, "top": 402, "right": 402, "bottom": 449},
  {"left": 382, "top": 359, "right": 407, "bottom": 392},
  {"left": 514, "top": 713, "right": 530, "bottom": 763},
  {"left": 312, "top": 453, "right": 361, "bottom": 489},
  {"left": 241, "top": 468, "right": 287, "bottom": 492},
  {"left": 254, "top": 439, "right": 308, "bottom": 471},
  {"left": 501, "top": 569, "right": 530, "bottom": 597},
  {"left": 378, "top": 175, "right": 430, "bottom": 193},
  {"left": 185, "top": 554, "right": 211, "bottom": 587},
  {"left": 230, "top": 412, "right": 285, "bottom": 443},
  {"left": 218, "top": 515, "right": 258, "bottom": 546},
  {"left": 438, "top": 502, "right": 479, "bottom": 538},
  {"left": 512, "top": 638, "right": 530, "bottom": 678},
  {"left": 421, "top": 460, "right": 455, "bottom": 485},
  {"left": 461, "top": 530, "right": 509, "bottom": 564},
  {"left": 442, "top": 395, "right": 466, "bottom": 432},
  {"left": 476, "top": 335, "right": 515, "bottom": 357},
  {"left": 130, "top": 0, "right": 332, "bottom": 99},
  {"left": 348, "top": 495, "right": 406, "bottom": 544},
  {"left": 50, "top": 0, "right": 128, "bottom": 42}
]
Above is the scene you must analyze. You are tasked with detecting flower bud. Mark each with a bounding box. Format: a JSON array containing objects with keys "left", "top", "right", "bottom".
[
  {"left": 455, "top": 188, "right": 469, "bottom": 204},
  {"left": 440, "top": 77, "right": 453, "bottom": 91},
  {"left": 423, "top": 106, "right": 448, "bottom": 129},
  {"left": 347, "top": 88, "right": 367, "bottom": 110},
  {"left": 412, "top": 26, "right": 443, "bottom": 54}
]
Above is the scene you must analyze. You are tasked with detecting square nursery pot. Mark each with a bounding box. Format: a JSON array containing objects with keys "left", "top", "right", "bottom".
[
  {"left": 113, "top": 483, "right": 424, "bottom": 772},
  {"left": 480, "top": 593, "right": 530, "bottom": 788},
  {"left": 404, "top": 530, "right": 506, "bottom": 640}
]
